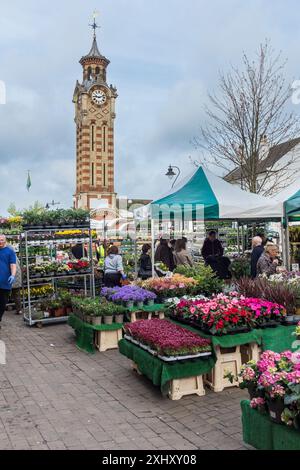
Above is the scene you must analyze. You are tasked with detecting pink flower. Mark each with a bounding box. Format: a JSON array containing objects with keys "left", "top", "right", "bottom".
[{"left": 250, "top": 397, "right": 265, "bottom": 409}]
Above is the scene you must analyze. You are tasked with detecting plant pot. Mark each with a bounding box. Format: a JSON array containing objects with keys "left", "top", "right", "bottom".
[
  {"left": 103, "top": 315, "right": 113, "bottom": 325},
  {"left": 267, "top": 398, "right": 285, "bottom": 424},
  {"left": 124, "top": 301, "right": 134, "bottom": 309},
  {"left": 136, "top": 301, "right": 144, "bottom": 309},
  {"left": 54, "top": 308, "right": 65, "bottom": 317},
  {"left": 85, "top": 315, "right": 92, "bottom": 324},
  {"left": 114, "top": 314, "right": 124, "bottom": 324},
  {"left": 66, "top": 307, "right": 72, "bottom": 315},
  {"left": 293, "top": 315, "right": 300, "bottom": 322},
  {"left": 147, "top": 299, "right": 154, "bottom": 306},
  {"left": 285, "top": 315, "right": 295, "bottom": 324},
  {"left": 247, "top": 382, "right": 260, "bottom": 400},
  {"left": 92, "top": 316, "right": 102, "bottom": 326}
]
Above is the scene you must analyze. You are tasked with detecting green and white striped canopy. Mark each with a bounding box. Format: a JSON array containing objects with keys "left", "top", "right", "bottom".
[
  {"left": 277, "top": 183, "right": 300, "bottom": 221},
  {"left": 135, "top": 166, "right": 282, "bottom": 221}
]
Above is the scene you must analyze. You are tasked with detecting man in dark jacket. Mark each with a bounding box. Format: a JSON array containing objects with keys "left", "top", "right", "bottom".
[
  {"left": 154, "top": 238, "right": 175, "bottom": 272},
  {"left": 250, "top": 236, "right": 264, "bottom": 278},
  {"left": 201, "top": 231, "right": 224, "bottom": 261}
]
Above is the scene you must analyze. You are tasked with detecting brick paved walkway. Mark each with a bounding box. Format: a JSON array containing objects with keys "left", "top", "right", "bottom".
[{"left": 0, "top": 312, "right": 252, "bottom": 450}]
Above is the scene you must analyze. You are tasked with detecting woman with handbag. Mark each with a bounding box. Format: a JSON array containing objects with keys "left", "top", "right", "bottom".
[{"left": 103, "top": 246, "right": 126, "bottom": 287}]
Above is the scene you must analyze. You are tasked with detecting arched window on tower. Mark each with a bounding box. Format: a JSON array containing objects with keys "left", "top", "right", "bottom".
[
  {"left": 87, "top": 66, "right": 92, "bottom": 81},
  {"left": 95, "top": 67, "right": 100, "bottom": 79}
]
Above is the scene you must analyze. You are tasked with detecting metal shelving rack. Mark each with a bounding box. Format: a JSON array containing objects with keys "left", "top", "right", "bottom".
[{"left": 20, "top": 225, "right": 95, "bottom": 326}]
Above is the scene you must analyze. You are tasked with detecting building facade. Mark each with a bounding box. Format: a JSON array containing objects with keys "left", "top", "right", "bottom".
[
  {"left": 73, "top": 27, "right": 117, "bottom": 210},
  {"left": 225, "top": 136, "right": 300, "bottom": 195}
]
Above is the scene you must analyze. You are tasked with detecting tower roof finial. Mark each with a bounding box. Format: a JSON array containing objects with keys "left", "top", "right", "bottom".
[
  {"left": 80, "top": 11, "right": 110, "bottom": 66},
  {"left": 89, "top": 10, "right": 100, "bottom": 38}
]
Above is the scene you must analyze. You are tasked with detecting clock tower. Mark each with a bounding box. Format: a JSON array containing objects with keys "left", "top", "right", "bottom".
[{"left": 73, "top": 18, "right": 117, "bottom": 210}]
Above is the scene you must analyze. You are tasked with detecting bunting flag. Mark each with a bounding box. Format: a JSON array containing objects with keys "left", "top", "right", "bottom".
[{"left": 26, "top": 171, "right": 31, "bottom": 191}]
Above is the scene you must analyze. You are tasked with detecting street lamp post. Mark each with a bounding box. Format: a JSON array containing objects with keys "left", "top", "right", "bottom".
[
  {"left": 45, "top": 200, "right": 60, "bottom": 209},
  {"left": 165, "top": 165, "right": 181, "bottom": 188}
]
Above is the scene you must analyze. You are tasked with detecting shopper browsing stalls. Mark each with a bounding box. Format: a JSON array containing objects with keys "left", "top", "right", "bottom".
[{"left": 0, "top": 235, "right": 17, "bottom": 326}]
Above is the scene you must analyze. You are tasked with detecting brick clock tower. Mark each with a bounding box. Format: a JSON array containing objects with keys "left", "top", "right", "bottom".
[{"left": 73, "top": 18, "right": 117, "bottom": 210}]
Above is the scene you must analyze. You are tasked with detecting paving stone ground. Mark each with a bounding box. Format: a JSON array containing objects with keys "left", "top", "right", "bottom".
[{"left": 0, "top": 312, "right": 253, "bottom": 450}]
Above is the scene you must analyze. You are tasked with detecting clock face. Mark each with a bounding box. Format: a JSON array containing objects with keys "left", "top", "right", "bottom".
[{"left": 91, "top": 89, "right": 107, "bottom": 105}]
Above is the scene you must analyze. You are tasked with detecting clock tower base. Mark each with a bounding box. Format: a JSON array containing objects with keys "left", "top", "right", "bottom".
[{"left": 74, "top": 192, "right": 117, "bottom": 211}]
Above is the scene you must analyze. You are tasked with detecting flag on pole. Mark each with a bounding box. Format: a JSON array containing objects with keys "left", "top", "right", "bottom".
[{"left": 26, "top": 171, "right": 31, "bottom": 191}]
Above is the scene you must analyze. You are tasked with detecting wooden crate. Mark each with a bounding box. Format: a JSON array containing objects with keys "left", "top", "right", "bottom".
[
  {"left": 205, "top": 345, "right": 242, "bottom": 392},
  {"left": 95, "top": 328, "right": 123, "bottom": 352}
]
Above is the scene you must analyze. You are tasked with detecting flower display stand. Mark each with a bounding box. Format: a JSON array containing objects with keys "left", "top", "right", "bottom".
[
  {"left": 204, "top": 345, "right": 242, "bottom": 392},
  {"left": 130, "top": 311, "right": 165, "bottom": 322},
  {"left": 132, "top": 361, "right": 205, "bottom": 400},
  {"left": 240, "top": 342, "right": 261, "bottom": 364},
  {"left": 68, "top": 315, "right": 123, "bottom": 354},
  {"left": 95, "top": 328, "right": 123, "bottom": 352},
  {"left": 168, "top": 375, "right": 206, "bottom": 400},
  {"left": 130, "top": 311, "right": 151, "bottom": 322},
  {"left": 241, "top": 399, "right": 300, "bottom": 450}
]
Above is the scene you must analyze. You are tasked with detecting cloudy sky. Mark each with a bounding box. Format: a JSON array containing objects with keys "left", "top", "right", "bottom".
[{"left": 0, "top": 0, "right": 299, "bottom": 214}]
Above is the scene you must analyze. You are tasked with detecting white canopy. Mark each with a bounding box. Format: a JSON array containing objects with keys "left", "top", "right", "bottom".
[{"left": 135, "top": 166, "right": 282, "bottom": 221}]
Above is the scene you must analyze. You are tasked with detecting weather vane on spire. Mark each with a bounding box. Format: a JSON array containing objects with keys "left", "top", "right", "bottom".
[{"left": 89, "top": 10, "right": 100, "bottom": 38}]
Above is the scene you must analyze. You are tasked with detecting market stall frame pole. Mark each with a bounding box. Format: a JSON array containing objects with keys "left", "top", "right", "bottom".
[
  {"left": 237, "top": 222, "right": 241, "bottom": 255},
  {"left": 134, "top": 219, "right": 138, "bottom": 279},
  {"left": 283, "top": 203, "right": 291, "bottom": 270},
  {"left": 88, "top": 227, "right": 96, "bottom": 297},
  {"left": 151, "top": 217, "right": 155, "bottom": 278},
  {"left": 286, "top": 223, "right": 291, "bottom": 270},
  {"left": 280, "top": 216, "right": 287, "bottom": 268}
]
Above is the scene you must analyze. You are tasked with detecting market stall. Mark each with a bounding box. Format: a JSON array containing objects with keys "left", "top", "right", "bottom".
[
  {"left": 241, "top": 400, "right": 300, "bottom": 450},
  {"left": 134, "top": 166, "right": 283, "bottom": 271},
  {"left": 276, "top": 183, "right": 300, "bottom": 269}
]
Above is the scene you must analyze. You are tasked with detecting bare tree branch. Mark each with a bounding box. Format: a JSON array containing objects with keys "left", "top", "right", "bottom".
[{"left": 193, "top": 40, "right": 300, "bottom": 195}]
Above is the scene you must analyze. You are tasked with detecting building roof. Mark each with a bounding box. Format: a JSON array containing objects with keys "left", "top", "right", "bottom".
[
  {"left": 79, "top": 36, "right": 110, "bottom": 65},
  {"left": 225, "top": 137, "right": 300, "bottom": 182}
]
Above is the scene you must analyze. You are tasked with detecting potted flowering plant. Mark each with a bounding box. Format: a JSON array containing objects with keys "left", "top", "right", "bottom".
[
  {"left": 225, "top": 360, "right": 262, "bottom": 399},
  {"left": 140, "top": 274, "right": 198, "bottom": 301},
  {"left": 101, "top": 286, "right": 121, "bottom": 300},
  {"left": 240, "top": 297, "right": 286, "bottom": 328},
  {"left": 111, "top": 285, "right": 155, "bottom": 308},
  {"left": 188, "top": 293, "right": 254, "bottom": 335},
  {"left": 49, "top": 299, "right": 65, "bottom": 317},
  {"left": 113, "top": 304, "right": 128, "bottom": 324}
]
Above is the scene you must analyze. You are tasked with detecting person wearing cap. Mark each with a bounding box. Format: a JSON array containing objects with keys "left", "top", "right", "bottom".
[{"left": 0, "top": 235, "right": 17, "bottom": 326}]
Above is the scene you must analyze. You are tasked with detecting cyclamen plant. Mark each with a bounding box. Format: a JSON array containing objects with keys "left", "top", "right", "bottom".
[{"left": 171, "top": 293, "right": 285, "bottom": 335}]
